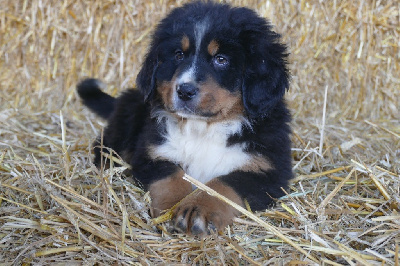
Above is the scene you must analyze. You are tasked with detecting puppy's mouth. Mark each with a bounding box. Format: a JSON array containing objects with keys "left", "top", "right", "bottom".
[{"left": 171, "top": 105, "right": 218, "bottom": 120}]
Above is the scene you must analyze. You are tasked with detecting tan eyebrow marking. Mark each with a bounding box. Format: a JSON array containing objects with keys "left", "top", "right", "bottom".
[
  {"left": 207, "top": 39, "right": 219, "bottom": 56},
  {"left": 181, "top": 35, "right": 190, "bottom": 52}
]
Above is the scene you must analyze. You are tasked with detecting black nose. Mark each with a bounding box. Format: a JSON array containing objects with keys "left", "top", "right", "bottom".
[{"left": 176, "top": 83, "right": 199, "bottom": 101}]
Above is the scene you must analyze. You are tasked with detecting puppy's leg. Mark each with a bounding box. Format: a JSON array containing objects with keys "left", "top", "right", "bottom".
[
  {"left": 171, "top": 170, "right": 289, "bottom": 236},
  {"left": 171, "top": 178, "right": 244, "bottom": 236},
  {"left": 149, "top": 168, "right": 192, "bottom": 217}
]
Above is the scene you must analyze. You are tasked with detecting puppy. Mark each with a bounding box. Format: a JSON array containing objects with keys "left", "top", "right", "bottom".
[{"left": 77, "top": 1, "right": 292, "bottom": 236}]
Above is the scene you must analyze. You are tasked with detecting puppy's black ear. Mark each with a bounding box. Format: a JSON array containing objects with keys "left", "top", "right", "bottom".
[
  {"left": 136, "top": 48, "right": 159, "bottom": 102},
  {"left": 238, "top": 11, "right": 290, "bottom": 119}
]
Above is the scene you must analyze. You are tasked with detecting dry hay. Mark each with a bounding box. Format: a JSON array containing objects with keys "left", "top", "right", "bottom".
[{"left": 0, "top": 0, "right": 399, "bottom": 265}]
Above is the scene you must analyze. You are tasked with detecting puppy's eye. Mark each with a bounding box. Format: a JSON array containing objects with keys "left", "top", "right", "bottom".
[
  {"left": 175, "top": 50, "right": 184, "bottom": 61},
  {"left": 213, "top": 55, "right": 229, "bottom": 67}
]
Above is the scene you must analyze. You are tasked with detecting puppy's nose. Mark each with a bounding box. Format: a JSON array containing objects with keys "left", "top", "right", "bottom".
[{"left": 176, "top": 83, "right": 199, "bottom": 101}]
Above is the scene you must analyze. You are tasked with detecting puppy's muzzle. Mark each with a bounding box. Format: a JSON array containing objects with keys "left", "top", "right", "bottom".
[{"left": 176, "top": 83, "right": 199, "bottom": 101}]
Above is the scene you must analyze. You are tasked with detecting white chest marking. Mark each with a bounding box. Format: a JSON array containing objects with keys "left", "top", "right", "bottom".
[{"left": 152, "top": 117, "right": 250, "bottom": 184}]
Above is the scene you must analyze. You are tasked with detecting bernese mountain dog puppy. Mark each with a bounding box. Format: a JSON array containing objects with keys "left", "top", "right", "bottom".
[{"left": 77, "top": 1, "right": 292, "bottom": 236}]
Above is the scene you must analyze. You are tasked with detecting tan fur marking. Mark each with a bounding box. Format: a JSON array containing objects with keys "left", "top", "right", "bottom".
[
  {"left": 198, "top": 77, "right": 244, "bottom": 121},
  {"left": 241, "top": 155, "right": 273, "bottom": 173},
  {"left": 181, "top": 35, "right": 190, "bottom": 52},
  {"left": 172, "top": 179, "right": 243, "bottom": 234},
  {"left": 207, "top": 39, "right": 219, "bottom": 56},
  {"left": 149, "top": 169, "right": 191, "bottom": 217},
  {"left": 207, "top": 179, "right": 244, "bottom": 207},
  {"left": 156, "top": 80, "right": 174, "bottom": 110}
]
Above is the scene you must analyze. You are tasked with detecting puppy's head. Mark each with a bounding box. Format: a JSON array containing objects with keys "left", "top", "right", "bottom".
[{"left": 137, "top": 1, "right": 289, "bottom": 121}]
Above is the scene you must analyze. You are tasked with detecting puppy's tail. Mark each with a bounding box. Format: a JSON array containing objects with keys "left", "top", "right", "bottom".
[{"left": 77, "top": 79, "right": 115, "bottom": 119}]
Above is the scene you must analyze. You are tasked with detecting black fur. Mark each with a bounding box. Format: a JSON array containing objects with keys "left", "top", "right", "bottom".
[
  {"left": 77, "top": 79, "right": 115, "bottom": 119},
  {"left": 78, "top": 1, "right": 293, "bottom": 231},
  {"left": 224, "top": 102, "right": 292, "bottom": 209}
]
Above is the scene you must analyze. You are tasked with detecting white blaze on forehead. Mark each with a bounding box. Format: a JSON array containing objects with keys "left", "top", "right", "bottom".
[
  {"left": 179, "top": 19, "right": 210, "bottom": 83},
  {"left": 194, "top": 19, "right": 209, "bottom": 54},
  {"left": 174, "top": 19, "right": 210, "bottom": 93}
]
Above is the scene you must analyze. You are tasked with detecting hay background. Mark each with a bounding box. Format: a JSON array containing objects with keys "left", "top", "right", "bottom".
[{"left": 0, "top": 0, "right": 399, "bottom": 265}]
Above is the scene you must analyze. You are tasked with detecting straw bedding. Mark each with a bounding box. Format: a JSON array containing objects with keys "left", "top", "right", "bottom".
[{"left": 0, "top": 0, "right": 399, "bottom": 264}]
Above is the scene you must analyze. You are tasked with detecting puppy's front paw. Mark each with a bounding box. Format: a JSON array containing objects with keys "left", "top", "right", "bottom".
[
  {"left": 149, "top": 170, "right": 192, "bottom": 217},
  {"left": 171, "top": 189, "right": 239, "bottom": 237}
]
